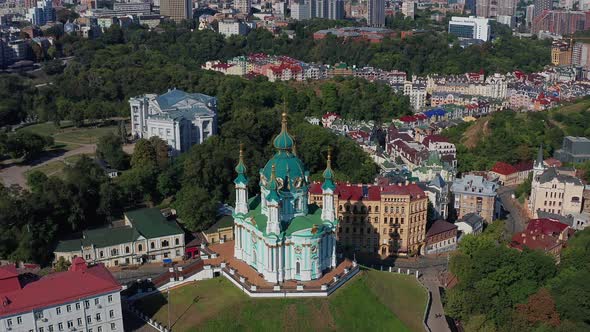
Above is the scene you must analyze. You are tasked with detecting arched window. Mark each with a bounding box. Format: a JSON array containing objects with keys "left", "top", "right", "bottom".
[
  {"left": 296, "top": 261, "right": 301, "bottom": 274},
  {"left": 125, "top": 246, "right": 130, "bottom": 254},
  {"left": 175, "top": 238, "right": 179, "bottom": 246},
  {"left": 99, "top": 251, "right": 104, "bottom": 258},
  {"left": 150, "top": 242, "right": 155, "bottom": 249},
  {"left": 339, "top": 205, "right": 343, "bottom": 211},
  {"left": 138, "top": 244, "right": 143, "bottom": 252},
  {"left": 375, "top": 206, "right": 379, "bottom": 212}
]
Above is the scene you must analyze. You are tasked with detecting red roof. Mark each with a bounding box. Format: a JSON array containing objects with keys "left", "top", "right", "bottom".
[
  {"left": 0, "top": 259, "right": 121, "bottom": 317},
  {"left": 514, "top": 160, "right": 533, "bottom": 172},
  {"left": 510, "top": 232, "right": 562, "bottom": 252},
  {"left": 309, "top": 183, "right": 425, "bottom": 201},
  {"left": 0, "top": 265, "right": 17, "bottom": 280},
  {"left": 526, "top": 218, "right": 568, "bottom": 236},
  {"left": 544, "top": 158, "right": 562, "bottom": 168},
  {"left": 491, "top": 161, "right": 517, "bottom": 176}
]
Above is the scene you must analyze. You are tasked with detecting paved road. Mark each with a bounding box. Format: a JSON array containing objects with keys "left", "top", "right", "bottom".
[
  {"left": 497, "top": 186, "right": 528, "bottom": 235},
  {"left": 0, "top": 143, "right": 97, "bottom": 188},
  {"left": 421, "top": 268, "right": 452, "bottom": 332},
  {"left": 0, "top": 143, "right": 135, "bottom": 188}
]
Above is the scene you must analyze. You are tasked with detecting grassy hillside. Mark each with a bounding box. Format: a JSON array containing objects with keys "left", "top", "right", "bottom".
[
  {"left": 441, "top": 98, "right": 590, "bottom": 172},
  {"left": 134, "top": 269, "right": 427, "bottom": 332}
]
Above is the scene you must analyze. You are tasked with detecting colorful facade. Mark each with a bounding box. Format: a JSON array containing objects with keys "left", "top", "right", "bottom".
[{"left": 233, "top": 114, "right": 338, "bottom": 282}]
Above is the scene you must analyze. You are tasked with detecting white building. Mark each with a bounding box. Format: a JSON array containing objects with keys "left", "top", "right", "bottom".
[
  {"left": 218, "top": 19, "right": 250, "bottom": 37},
  {"left": 401, "top": 1, "right": 415, "bottom": 20},
  {"left": 448, "top": 16, "right": 491, "bottom": 41},
  {"left": 403, "top": 81, "right": 427, "bottom": 110},
  {"left": 0, "top": 259, "right": 123, "bottom": 332},
  {"left": 455, "top": 212, "right": 484, "bottom": 237},
  {"left": 129, "top": 89, "right": 217, "bottom": 156}
]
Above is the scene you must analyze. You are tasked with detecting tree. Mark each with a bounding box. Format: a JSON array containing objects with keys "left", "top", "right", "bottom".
[
  {"left": 149, "top": 136, "right": 169, "bottom": 170},
  {"left": 515, "top": 288, "right": 561, "bottom": 328},
  {"left": 0, "top": 131, "right": 54, "bottom": 162},
  {"left": 173, "top": 186, "right": 218, "bottom": 231},
  {"left": 54, "top": 256, "right": 71, "bottom": 272},
  {"left": 131, "top": 138, "right": 157, "bottom": 168},
  {"left": 26, "top": 171, "right": 48, "bottom": 192},
  {"left": 96, "top": 132, "right": 128, "bottom": 170},
  {"left": 43, "top": 59, "right": 65, "bottom": 75}
]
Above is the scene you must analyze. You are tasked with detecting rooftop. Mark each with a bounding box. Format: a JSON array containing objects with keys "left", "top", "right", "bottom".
[
  {"left": 0, "top": 259, "right": 120, "bottom": 318},
  {"left": 426, "top": 220, "right": 457, "bottom": 238}
]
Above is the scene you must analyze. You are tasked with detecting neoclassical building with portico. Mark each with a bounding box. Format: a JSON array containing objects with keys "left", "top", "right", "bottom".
[{"left": 233, "top": 113, "right": 338, "bottom": 283}]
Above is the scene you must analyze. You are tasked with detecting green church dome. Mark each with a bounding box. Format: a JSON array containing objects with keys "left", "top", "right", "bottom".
[
  {"left": 273, "top": 113, "right": 294, "bottom": 150},
  {"left": 261, "top": 112, "right": 307, "bottom": 188}
]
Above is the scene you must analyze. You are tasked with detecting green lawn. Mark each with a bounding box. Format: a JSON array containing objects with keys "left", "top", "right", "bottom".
[
  {"left": 24, "top": 160, "right": 66, "bottom": 178},
  {"left": 134, "top": 270, "right": 427, "bottom": 332},
  {"left": 18, "top": 122, "right": 119, "bottom": 145}
]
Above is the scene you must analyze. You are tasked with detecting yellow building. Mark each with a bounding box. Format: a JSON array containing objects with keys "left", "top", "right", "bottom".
[
  {"left": 310, "top": 182, "right": 428, "bottom": 256},
  {"left": 551, "top": 41, "right": 572, "bottom": 66},
  {"left": 202, "top": 215, "right": 234, "bottom": 244}
]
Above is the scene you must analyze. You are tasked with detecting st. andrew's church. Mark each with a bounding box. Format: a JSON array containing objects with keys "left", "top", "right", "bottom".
[{"left": 233, "top": 113, "right": 338, "bottom": 283}]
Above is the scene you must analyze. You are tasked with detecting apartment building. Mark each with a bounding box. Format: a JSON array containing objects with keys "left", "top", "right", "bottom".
[
  {"left": 0, "top": 258, "right": 122, "bottom": 332},
  {"left": 451, "top": 174, "right": 499, "bottom": 222},
  {"left": 310, "top": 182, "right": 428, "bottom": 256}
]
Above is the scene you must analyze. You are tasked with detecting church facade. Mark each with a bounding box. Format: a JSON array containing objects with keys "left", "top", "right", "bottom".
[{"left": 233, "top": 113, "right": 338, "bottom": 283}]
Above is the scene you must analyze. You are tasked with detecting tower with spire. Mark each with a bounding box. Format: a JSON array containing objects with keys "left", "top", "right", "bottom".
[
  {"left": 533, "top": 143, "right": 546, "bottom": 177},
  {"left": 234, "top": 143, "right": 249, "bottom": 215},
  {"left": 232, "top": 112, "right": 338, "bottom": 282}
]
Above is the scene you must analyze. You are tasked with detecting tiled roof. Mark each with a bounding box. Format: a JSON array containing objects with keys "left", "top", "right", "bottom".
[
  {"left": 0, "top": 260, "right": 120, "bottom": 318},
  {"left": 309, "top": 182, "right": 426, "bottom": 201},
  {"left": 526, "top": 218, "right": 568, "bottom": 236},
  {"left": 426, "top": 220, "right": 457, "bottom": 238},
  {"left": 491, "top": 161, "right": 517, "bottom": 176}
]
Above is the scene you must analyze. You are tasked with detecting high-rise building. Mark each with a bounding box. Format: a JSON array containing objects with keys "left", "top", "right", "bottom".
[
  {"left": 448, "top": 16, "right": 490, "bottom": 41},
  {"left": 291, "top": 2, "right": 311, "bottom": 20},
  {"left": 526, "top": 4, "right": 535, "bottom": 27},
  {"left": 367, "top": 0, "right": 385, "bottom": 27},
  {"left": 532, "top": 10, "right": 588, "bottom": 35},
  {"left": 315, "top": 0, "right": 327, "bottom": 18},
  {"left": 401, "top": 1, "right": 415, "bottom": 20},
  {"left": 572, "top": 42, "right": 590, "bottom": 67},
  {"left": 465, "top": 0, "right": 476, "bottom": 14},
  {"left": 476, "top": 0, "right": 517, "bottom": 17},
  {"left": 26, "top": 0, "right": 54, "bottom": 26},
  {"left": 234, "top": 0, "right": 252, "bottom": 14},
  {"left": 326, "top": 0, "right": 344, "bottom": 19},
  {"left": 160, "top": 0, "right": 192, "bottom": 23},
  {"left": 533, "top": 0, "right": 552, "bottom": 18}
]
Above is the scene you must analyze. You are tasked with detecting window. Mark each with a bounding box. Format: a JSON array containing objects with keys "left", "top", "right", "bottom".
[
  {"left": 67, "top": 304, "right": 71, "bottom": 312},
  {"left": 48, "top": 325, "right": 54, "bottom": 332},
  {"left": 109, "top": 309, "right": 115, "bottom": 318},
  {"left": 67, "top": 320, "right": 73, "bottom": 328},
  {"left": 58, "top": 322, "right": 63, "bottom": 331},
  {"left": 95, "top": 298, "right": 99, "bottom": 305},
  {"left": 150, "top": 242, "right": 155, "bottom": 249},
  {"left": 77, "top": 318, "right": 82, "bottom": 326},
  {"left": 98, "top": 327, "right": 102, "bottom": 332},
  {"left": 175, "top": 238, "right": 180, "bottom": 246},
  {"left": 56, "top": 307, "right": 61, "bottom": 315},
  {"left": 138, "top": 244, "right": 143, "bottom": 252},
  {"left": 35, "top": 311, "right": 44, "bottom": 320},
  {"left": 296, "top": 261, "right": 300, "bottom": 274},
  {"left": 96, "top": 313, "right": 102, "bottom": 321},
  {"left": 111, "top": 323, "right": 117, "bottom": 330},
  {"left": 40, "top": 328, "right": 44, "bottom": 332},
  {"left": 108, "top": 295, "right": 113, "bottom": 303},
  {"left": 99, "top": 251, "right": 104, "bottom": 258},
  {"left": 87, "top": 315, "right": 92, "bottom": 324},
  {"left": 85, "top": 254, "right": 91, "bottom": 260},
  {"left": 76, "top": 302, "right": 81, "bottom": 310},
  {"left": 7, "top": 319, "right": 12, "bottom": 327},
  {"left": 111, "top": 248, "right": 118, "bottom": 256},
  {"left": 17, "top": 316, "right": 22, "bottom": 324},
  {"left": 125, "top": 246, "right": 130, "bottom": 254}
]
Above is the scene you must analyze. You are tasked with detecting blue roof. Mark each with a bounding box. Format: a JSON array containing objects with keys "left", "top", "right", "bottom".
[
  {"left": 155, "top": 89, "right": 217, "bottom": 110},
  {"left": 423, "top": 109, "right": 447, "bottom": 117}
]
